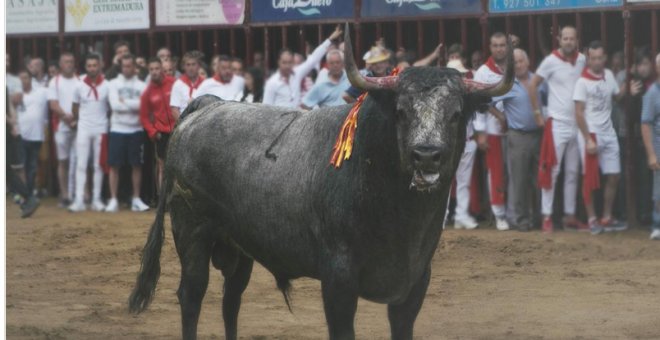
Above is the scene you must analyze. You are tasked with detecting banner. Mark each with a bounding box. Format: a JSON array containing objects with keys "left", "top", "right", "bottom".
[
  {"left": 251, "top": 0, "right": 354, "bottom": 23},
  {"left": 156, "top": 0, "right": 245, "bottom": 26},
  {"left": 65, "top": 0, "right": 150, "bottom": 32},
  {"left": 489, "top": 0, "right": 622, "bottom": 13},
  {"left": 361, "top": 0, "right": 482, "bottom": 18},
  {"left": 6, "top": 0, "right": 59, "bottom": 34}
]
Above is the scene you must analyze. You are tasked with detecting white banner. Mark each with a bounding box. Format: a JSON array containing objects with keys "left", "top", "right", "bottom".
[
  {"left": 6, "top": 0, "right": 59, "bottom": 35},
  {"left": 65, "top": 0, "right": 150, "bottom": 32},
  {"left": 627, "top": 0, "right": 660, "bottom": 2},
  {"left": 155, "top": 0, "right": 245, "bottom": 26}
]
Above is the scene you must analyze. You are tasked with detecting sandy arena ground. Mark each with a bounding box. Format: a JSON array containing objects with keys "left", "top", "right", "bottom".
[{"left": 5, "top": 198, "right": 660, "bottom": 339}]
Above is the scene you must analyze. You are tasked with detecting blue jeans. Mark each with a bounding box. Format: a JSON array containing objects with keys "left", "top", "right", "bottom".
[{"left": 21, "top": 140, "right": 42, "bottom": 195}]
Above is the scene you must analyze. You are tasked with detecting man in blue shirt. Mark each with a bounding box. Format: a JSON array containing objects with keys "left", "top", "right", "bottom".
[
  {"left": 302, "top": 50, "right": 350, "bottom": 109},
  {"left": 491, "top": 48, "right": 543, "bottom": 232},
  {"left": 640, "top": 53, "right": 660, "bottom": 240}
]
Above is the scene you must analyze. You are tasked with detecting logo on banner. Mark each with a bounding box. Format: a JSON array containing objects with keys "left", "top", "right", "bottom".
[
  {"left": 67, "top": 0, "right": 91, "bottom": 27},
  {"left": 271, "top": 0, "right": 333, "bottom": 16},
  {"left": 385, "top": 0, "right": 441, "bottom": 10},
  {"left": 221, "top": 0, "right": 245, "bottom": 24}
]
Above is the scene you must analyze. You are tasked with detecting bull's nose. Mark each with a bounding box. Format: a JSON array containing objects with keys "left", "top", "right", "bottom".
[{"left": 412, "top": 145, "right": 446, "bottom": 169}]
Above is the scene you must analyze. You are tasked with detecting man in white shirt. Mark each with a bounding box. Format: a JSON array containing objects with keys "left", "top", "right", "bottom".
[
  {"left": 529, "top": 26, "right": 587, "bottom": 233},
  {"left": 301, "top": 50, "right": 350, "bottom": 109},
  {"left": 48, "top": 52, "right": 81, "bottom": 207},
  {"left": 171, "top": 50, "right": 205, "bottom": 120},
  {"left": 263, "top": 26, "right": 343, "bottom": 108},
  {"left": 106, "top": 54, "right": 149, "bottom": 213},
  {"left": 29, "top": 57, "right": 49, "bottom": 88},
  {"left": 69, "top": 54, "right": 111, "bottom": 212},
  {"left": 14, "top": 69, "right": 49, "bottom": 195},
  {"left": 6, "top": 53, "right": 21, "bottom": 95},
  {"left": 473, "top": 32, "right": 510, "bottom": 231},
  {"left": 574, "top": 41, "right": 626, "bottom": 234},
  {"left": 194, "top": 55, "right": 244, "bottom": 101}
]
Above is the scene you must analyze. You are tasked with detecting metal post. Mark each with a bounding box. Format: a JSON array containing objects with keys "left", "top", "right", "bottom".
[
  {"left": 264, "top": 27, "right": 270, "bottom": 71},
  {"left": 461, "top": 19, "right": 468, "bottom": 52},
  {"left": 529, "top": 15, "right": 537, "bottom": 67},
  {"left": 576, "top": 12, "right": 583, "bottom": 45},
  {"left": 417, "top": 21, "right": 424, "bottom": 59},
  {"left": 600, "top": 12, "right": 607, "bottom": 51},
  {"left": 281, "top": 26, "right": 287, "bottom": 49},
  {"left": 396, "top": 21, "right": 402, "bottom": 49},
  {"left": 623, "top": 9, "right": 638, "bottom": 228},
  {"left": 652, "top": 10, "right": 658, "bottom": 57},
  {"left": 230, "top": 28, "right": 236, "bottom": 57},
  {"left": 551, "top": 14, "right": 558, "bottom": 50},
  {"left": 213, "top": 30, "right": 220, "bottom": 55},
  {"left": 245, "top": 27, "right": 253, "bottom": 65}
]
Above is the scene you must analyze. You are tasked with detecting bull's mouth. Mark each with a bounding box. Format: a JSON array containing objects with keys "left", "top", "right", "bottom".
[{"left": 410, "top": 169, "right": 441, "bottom": 192}]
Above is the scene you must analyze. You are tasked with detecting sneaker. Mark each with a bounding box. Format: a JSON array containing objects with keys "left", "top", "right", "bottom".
[
  {"left": 68, "top": 201, "right": 87, "bottom": 213},
  {"left": 650, "top": 229, "right": 660, "bottom": 240},
  {"left": 131, "top": 197, "right": 150, "bottom": 212},
  {"left": 454, "top": 216, "right": 478, "bottom": 230},
  {"left": 496, "top": 218, "right": 510, "bottom": 231},
  {"left": 599, "top": 218, "right": 627, "bottom": 232},
  {"left": 542, "top": 217, "right": 553, "bottom": 233},
  {"left": 589, "top": 219, "right": 604, "bottom": 235},
  {"left": 91, "top": 200, "right": 106, "bottom": 212},
  {"left": 104, "top": 198, "right": 119, "bottom": 213},
  {"left": 563, "top": 217, "right": 589, "bottom": 232},
  {"left": 20, "top": 196, "right": 40, "bottom": 218}
]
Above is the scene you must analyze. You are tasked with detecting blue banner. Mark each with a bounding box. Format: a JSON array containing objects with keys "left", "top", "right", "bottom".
[
  {"left": 489, "top": 0, "right": 622, "bottom": 13},
  {"left": 251, "top": 0, "right": 354, "bottom": 23},
  {"left": 361, "top": 0, "right": 482, "bottom": 18}
]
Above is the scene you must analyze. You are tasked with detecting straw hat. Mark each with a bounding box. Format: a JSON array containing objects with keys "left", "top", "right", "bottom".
[
  {"left": 365, "top": 46, "right": 391, "bottom": 64},
  {"left": 446, "top": 59, "right": 469, "bottom": 74}
]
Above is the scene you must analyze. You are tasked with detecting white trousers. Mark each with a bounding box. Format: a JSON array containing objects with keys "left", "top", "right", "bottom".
[
  {"left": 541, "top": 121, "right": 579, "bottom": 216},
  {"left": 454, "top": 140, "right": 477, "bottom": 220},
  {"left": 74, "top": 129, "right": 104, "bottom": 204}
]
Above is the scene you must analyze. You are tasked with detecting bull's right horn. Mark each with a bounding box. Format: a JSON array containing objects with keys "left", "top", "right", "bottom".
[{"left": 343, "top": 23, "right": 399, "bottom": 91}]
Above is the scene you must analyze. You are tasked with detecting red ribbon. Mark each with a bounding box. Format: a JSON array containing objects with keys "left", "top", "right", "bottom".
[
  {"left": 538, "top": 118, "right": 557, "bottom": 189},
  {"left": 83, "top": 74, "right": 104, "bottom": 100},
  {"left": 180, "top": 74, "right": 205, "bottom": 97},
  {"left": 484, "top": 56, "right": 503, "bottom": 75},
  {"left": 552, "top": 49, "right": 579, "bottom": 66},
  {"left": 485, "top": 135, "right": 506, "bottom": 205},
  {"left": 582, "top": 133, "right": 600, "bottom": 205}
]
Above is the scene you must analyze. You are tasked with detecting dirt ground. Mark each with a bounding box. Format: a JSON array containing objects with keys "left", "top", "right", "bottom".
[{"left": 5, "top": 198, "right": 660, "bottom": 339}]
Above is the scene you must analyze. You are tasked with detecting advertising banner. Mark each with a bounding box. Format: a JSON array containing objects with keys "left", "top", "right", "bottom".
[
  {"left": 489, "top": 0, "right": 622, "bottom": 13},
  {"left": 252, "top": 0, "right": 354, "bottom": 23},
  {"left": 65, "top": 0, "right": 150, "bottom": 32},
  {"left": 7, "top": 0, "right": 59, "bottom": 35},
  {"left": 156, "top": 0, "right": 245, "bottom": 26},
  {"left": 361, "top": 0, "right": 483, "bottom": 19}
]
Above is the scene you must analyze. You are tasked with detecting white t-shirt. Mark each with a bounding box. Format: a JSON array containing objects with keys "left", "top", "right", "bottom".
[
  {"left": 193, "top": 75, "right": 244, "bottom": 101},
  {"left": 17, "top": 87, "right": 49, "bottom": 141},
  {"left": 536, "top": 52, "right": 586, "bottom": 123},
  {"left": 108, "top": 74, "right": 146, "bottom": 133},
  {"left": 573, "top": 69, "right": 620, "bottom": 135},
  {"left": 6, "top": 74, "right": 21, "bottom": 95},
  {"left": 473, "top": 63, "right": 505, "bottom": 135},
  {"left": 47, "top": 75, "right": 81, "bottom": 133},
  {"left": 170, "top": 77, "right": 204, "bottom": 112},
  {"left": 72, "top": 75, "right": 110, "bottom": 135}
]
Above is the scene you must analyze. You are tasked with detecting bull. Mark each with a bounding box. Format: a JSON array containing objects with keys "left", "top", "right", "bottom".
[{"left": 129, "top": 25, "right": 513, "bottom": 340}]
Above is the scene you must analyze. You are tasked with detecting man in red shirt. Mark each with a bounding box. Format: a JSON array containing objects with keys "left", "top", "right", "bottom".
[{"left": 140, "top": 57, "right": 175, "bottom": 190}]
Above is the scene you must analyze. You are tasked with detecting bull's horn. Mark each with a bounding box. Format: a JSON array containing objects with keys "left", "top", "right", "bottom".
[
  {"left": 465, "top": 38, "right": 515, "bottom": 97},
  {"left": 343, "top": 23, "right": 399, "bottom": 91}
]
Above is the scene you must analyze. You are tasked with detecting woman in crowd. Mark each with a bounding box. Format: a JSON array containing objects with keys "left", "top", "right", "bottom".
[{"left": 236, "top": 67, "right": 264, "bottom": 103}]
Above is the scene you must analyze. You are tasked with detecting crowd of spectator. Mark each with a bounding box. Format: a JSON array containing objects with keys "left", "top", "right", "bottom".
[{"left": 5, "top": 25, "right": 660, "bottom": 240}]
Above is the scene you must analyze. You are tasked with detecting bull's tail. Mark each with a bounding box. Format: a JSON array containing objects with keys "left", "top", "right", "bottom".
[{"left": 128, "top": 173, "right": 173, "bottom": 314}]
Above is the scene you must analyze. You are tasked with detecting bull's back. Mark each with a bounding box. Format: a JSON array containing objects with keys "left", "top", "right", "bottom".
[{"left": 169, "top": 101, "right": 351, "bottom": 278}]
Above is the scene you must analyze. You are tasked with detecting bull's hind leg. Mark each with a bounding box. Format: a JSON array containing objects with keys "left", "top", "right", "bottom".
[
  {"left": 387, "top": 266, "right": 431, "bottom": 340},
  {"left": 221, "top": 253, "right": 253, "bottom": 340},
  {"left": 170, "top": 200, "right": 214, "bottom": 340}
]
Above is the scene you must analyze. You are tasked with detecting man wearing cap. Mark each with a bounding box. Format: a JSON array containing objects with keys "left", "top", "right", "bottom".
[
  {"left": 473, "top": 32, "right": 511, "bottom": 231},
  {"left": 344, "top": 44, "right": 393, "bottom": 103}
]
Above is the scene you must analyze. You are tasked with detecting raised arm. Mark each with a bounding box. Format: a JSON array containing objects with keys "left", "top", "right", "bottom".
[
  {"left": 413, "top": 43, "right": 443, "bottom": 67},
  {"left": 528, "top": 74, "right": 545, "bottom": 127},
  {"left": 294, "top": 26, "right": 342, "bottom": 80}
]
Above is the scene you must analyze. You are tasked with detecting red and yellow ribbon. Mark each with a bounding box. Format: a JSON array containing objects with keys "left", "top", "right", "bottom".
[{"left": 330, "top": 68, "right": 400, "bottom": 168}]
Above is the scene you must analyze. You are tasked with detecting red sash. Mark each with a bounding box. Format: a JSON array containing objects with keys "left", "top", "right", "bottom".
[
  {"left": 484, "top": 57, "right": 503, "bottom": 75},
  {"left": 213, "top": 74, "right": 232, "bottom": 84},
  {"left": 100, "top": 134, "right": 110, "bottom": 174},
  {"left": 485, "top": 135, "right": 505, "bottom": 205},
  {"left": 84, "top": 74, "right": 104, "bottom": 100},
  {"left": 552, "top": 49, "right": 578, "bottom": 66},
  {"left": 582, "top": 133, "right": 600, "bottom": 205},
  {"left": 538, "top": 118, "right": 557, "bottom": 189},
  {"left": 581, "top": 68, "right": 604, "bottom": 81},
  {"left": 180, "top": 74, "right": 204, "bottom": 97}
]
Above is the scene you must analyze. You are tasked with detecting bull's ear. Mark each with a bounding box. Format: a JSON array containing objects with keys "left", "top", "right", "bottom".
[{"left": 463, "top": 93, "right": 492, "bottom": 114}]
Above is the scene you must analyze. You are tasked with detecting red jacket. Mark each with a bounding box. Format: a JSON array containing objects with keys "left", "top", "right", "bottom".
[{"left": 140, "top": 75, "right": 175, "bottom": 140}]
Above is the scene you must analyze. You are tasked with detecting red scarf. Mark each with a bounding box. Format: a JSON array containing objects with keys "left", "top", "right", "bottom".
[
  {"left": 581, "top": 68, "right": 604, "bottom": 81},
  {"left": 538, "top": 118, "right": 557, "bottom": 189},
  {"left": 485, "top": 135, "right": 506, "bottom": 205},
  {"left": 84, "top": 74, "right": 104, "bottom": 100},
  {"left": 552, "top": 49, "right": 579, "bottom": 66},
  {"left": 484, "top": 57, "right": 503, "bottom": 75},
  {"left": 582, "top": 133, "right": 600, "bottom": 205},
  {"left": 180, "top": 74, "right": 204, "bottom": 96},
  {"left": 213, "top": 74, "right": 232, "bottom": 85}
]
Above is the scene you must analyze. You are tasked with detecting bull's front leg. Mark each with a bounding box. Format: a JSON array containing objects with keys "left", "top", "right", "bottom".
[
  {"left": 321, "top": 254, "right": 358, "bottom": 340},
  {"left": 387, "top": 266, "right": 431, "bottom": 340}
]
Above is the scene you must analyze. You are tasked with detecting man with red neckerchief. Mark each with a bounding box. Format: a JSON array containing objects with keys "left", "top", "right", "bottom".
[
  {"left": 140, "top": 57, "right": 176, "bottom": 191},
  {"left": 193, "top": 55, "right": 244, "bottom": 102},
  {"left": 574, "top": 41, "right": 627, "bottom": 234},
  {"left": 473, "top": 32, "right": 510, "bottom": 231},
  {"left": 69, "top": 53, "right": 111, "bottom": 213},
  {"left": 528, "top": 26, "right": 587, "bottom": 233},
  {"left": 171, "top": 50, "right": 205, "bottom": 120}
]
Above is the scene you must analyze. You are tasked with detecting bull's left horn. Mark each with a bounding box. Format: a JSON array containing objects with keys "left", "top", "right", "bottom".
[
  {"left": 466, "top": 38, "right": 515, "bottom": 97},
  {"left": 343, "top": 23, "right": 399, "bottom": 91}
]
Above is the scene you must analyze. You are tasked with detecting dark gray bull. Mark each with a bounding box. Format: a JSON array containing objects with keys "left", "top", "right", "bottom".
[{"left": 129, "top": 25, "right": 513, "bottom": 340}]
